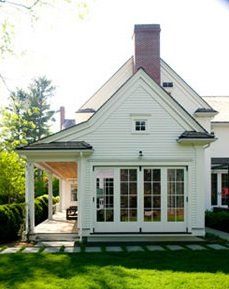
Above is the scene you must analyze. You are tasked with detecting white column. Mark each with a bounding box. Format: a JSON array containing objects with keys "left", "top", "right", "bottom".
[
  {"left": 25, "top": 161, "right": 35, "bottom": 234},
  {"left": 77, "top": 155, "right": 85, "bottom": 242},
  {"left": 59, "top": 179, "right": 63, "bottom": 212},
  {"left": 48, "top": 173, "right": 53, "bottom": 220}
]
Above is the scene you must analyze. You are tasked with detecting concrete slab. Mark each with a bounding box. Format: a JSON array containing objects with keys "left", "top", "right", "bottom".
[
  {"left": 166, "top": 245, "right": 185, "bottom": 251},
  {"left": 43, "top": 247, "right": 61, "bottom": 253},
  {"left": 186, "top": 244, "right": 206, "bottom": 251},
  {"left": 36, "top": 241, "right": 75, "bottom": 247},
  {"left": 126, "top": 246, "right": 144, "bottom": 252},
  {"left": 0, "top": 247, "right": 20, "bottom": 254},
  {"left": 85, "top": 247, "right": 102, "bottom": 253},
  {"left": 206, "top": 227, "right": 229, "bottom": 241},
  {"left": 207, "top": 244, "right": 228, "bottom": 250},
  {"left": 146, "top": 245, "right": 165, "bottom": 251},
  {"left": 106, "top": 246, "right": 123, "bottom": 252},
  {"left": 23, "top": 247, "right": 40, "bottom": 253},
  {"left": 64, "top": 247, "right": 81, "bottom": 253}
]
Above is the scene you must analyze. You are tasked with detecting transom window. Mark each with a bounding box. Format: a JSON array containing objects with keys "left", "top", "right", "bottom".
[{"left": 135, "top": 120, "right": 146, "bottom": 131}]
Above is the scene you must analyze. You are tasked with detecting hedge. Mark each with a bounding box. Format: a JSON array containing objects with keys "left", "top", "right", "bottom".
[
  {"left": 205, "top": 210, "right": 229, "bottom": 233},
  {"left": 0, "top": 195, "right": 59, "bottom": 242}
]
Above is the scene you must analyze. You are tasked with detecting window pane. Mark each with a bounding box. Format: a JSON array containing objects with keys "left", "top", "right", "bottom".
[
  {"left": 129, "top": 169, "right": 137, "bottom": 181},
  {"left": 176, "top": 196, "right": 184, "bottom": 208},
  {"left": 121, "top": 169, "right": 128, "bottom": 181},
  {"left": 177, "top": 183, "right": 184, "bottom": 195},
  {"left": 106, "top": 210, "right": 114, "bottom": 222},
  {"left": 168, "top": 196, "right": 175, "bottom": 208},
  {"left": 144, "top": 196, "right": 151, "bottom": 208},
  {"left": 96, "top": 169, "right": 114, "bottom": 222},
  {"left": 120, "top": 209, "right": 128, "bottom": 222},
  {"left": 152, "top": 210, "right": 161, "bottom": 221},
  {"left": 153, "top": 183, "right": 161, "bottom": 194},
  {"left": 176, "top": 169, "right": 184, "bottom": 181},
  {"left": 211, "top": 173, "right": 217, "bottom": 206},
  {"left": 153, "top": 169, "right": 161, "bottom": 181},
  {"left": 176, "top": 209, "right": 184, "bottom": 222},
  {"left": 144, "top": 169, "right": 151, "bottom": 181},
  {"left": 121, "top": 182, "right": 128, "bottom": 195},
  {"left": 153, "top": 196, "right": 160, "bottom": 208},
  {"left": 121, "top": 196, "right": 128, "bottom": 208},
  {"left": 222, "top": 174, "right": 229, "bottom": 206},
  {"left": 168, "top": 169, "right": 175, "bottom": 182},
  {"left": 129, "top": 209, "right": 137, "bottom": 221},
  {"left": 130, "top": 182, "right": 137, "bottom": 194},
  {"left": 144, "top": 182, "right": 151, "bottom": 195},
  {"left": 168, "top": 209, "right": 176, "bottom": 222},
  {"left": 129, "top": 196, "right": 137, "bottom": 208},
  {"left": 168, "top": 182, "right": 175, "bottom": 195}
]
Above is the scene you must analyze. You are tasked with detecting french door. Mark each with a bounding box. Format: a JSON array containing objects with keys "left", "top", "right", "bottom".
[
  {"left": 93, "top": 167, "right": 187, "bottom": 233},
  {"left": 211, "top": 172, "right": 229, "bottom": 207}
]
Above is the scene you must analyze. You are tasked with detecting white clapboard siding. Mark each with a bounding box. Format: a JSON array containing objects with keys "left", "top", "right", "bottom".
[{"left": 77, "top": 84, "right": 201, "bottom": 231}]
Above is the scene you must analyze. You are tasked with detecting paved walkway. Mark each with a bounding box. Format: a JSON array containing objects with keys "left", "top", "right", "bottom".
[
  {"left": 34, "top": 211, "right": 78, "bottom": 234},
  {"left": 206, "top": 227, "right": 229, "bottom": 241},
  {"left": 0, "top": 243, "right": 228, "bottom": 254}
]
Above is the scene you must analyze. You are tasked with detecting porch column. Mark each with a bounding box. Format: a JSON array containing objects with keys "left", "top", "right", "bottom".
[
  {"left": 48, "top": 173, "right": 53, "bottom": 220},
  {"left": 25, "top": 161, "right": 35, "bottom": 234},
  {"left": 77, "top": 154, "right": 85, "bottom": 242},
  {"left": 59, "top": 179, "right": 63, "bottom": 212}
]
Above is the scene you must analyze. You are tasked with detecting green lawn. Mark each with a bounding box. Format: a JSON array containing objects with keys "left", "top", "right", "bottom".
[{"left": 0, "top": 250, "right": 229, "bottom": 289}]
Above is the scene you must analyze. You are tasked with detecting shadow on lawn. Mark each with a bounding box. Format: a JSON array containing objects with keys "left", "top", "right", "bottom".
[{"left": 0, "top": 250, "right": 228, "bottom": 288}]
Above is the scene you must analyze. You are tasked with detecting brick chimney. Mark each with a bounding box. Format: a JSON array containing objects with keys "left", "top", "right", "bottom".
[
  {"left": 60, "top": 106, "right": 65, "bottom": 130},
  {"left": 133, "top": 24, "right": 161, "bottom": 85}
]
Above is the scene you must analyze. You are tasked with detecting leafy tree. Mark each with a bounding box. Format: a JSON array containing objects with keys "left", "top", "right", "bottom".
[
  {"left": 0, "top": 76, "right": 55, "bottom": 150},
  {"left": 0, "top": 151, "right": 25, "bottom": 204}
]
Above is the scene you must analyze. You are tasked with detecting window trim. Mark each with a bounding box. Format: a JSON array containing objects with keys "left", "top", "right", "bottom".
[{"left": 130, "top": 114, "right": 150, "bottom": 134}]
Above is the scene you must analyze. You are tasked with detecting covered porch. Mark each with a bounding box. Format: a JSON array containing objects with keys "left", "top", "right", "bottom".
[{"left": 17, "top": 141, "right": 93, "bottom": 241}]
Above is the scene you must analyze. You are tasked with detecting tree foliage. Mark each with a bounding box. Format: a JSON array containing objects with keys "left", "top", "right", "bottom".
[
  {"left": 0, "top": 151, "right": 25, "bottom": 204},
  {"left": 0, "top": 76, "right": 55, "bottom": 150}
]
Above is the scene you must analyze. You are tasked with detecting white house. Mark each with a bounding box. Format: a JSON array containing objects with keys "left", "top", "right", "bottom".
[{"left": 18, "top": 24, "right": 227, "bottom": 242}]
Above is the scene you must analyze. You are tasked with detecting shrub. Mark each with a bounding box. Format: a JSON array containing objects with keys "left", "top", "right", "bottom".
[
  {"left": 0, "top": 203, "right": 25, "bottom": 241},
  {"left": 0, "top": 195, "right": 60, "bottom": 242},
  {"left": 205, "top": 210, "right": 229, "bottom": 233}
]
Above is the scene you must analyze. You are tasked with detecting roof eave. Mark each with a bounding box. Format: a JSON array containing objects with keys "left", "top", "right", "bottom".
[
  {"left": 194, "top": 111, "right": 218, "bottom": 117},
  {"left": 177, "top": 138, "right": 216, "bottom": 145}
]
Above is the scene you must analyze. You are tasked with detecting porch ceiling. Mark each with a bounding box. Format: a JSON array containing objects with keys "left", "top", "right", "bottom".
[{"left": 39, "top": 162, "right": 77, "bottom": 179}]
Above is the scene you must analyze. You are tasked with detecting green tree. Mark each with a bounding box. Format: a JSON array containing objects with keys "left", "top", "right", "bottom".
[
  {"left": 0, "top": 151, "right": 25, "bottom": 204},
  {"left": 0, "top": 76, "right": 55, "bottom": 150}
]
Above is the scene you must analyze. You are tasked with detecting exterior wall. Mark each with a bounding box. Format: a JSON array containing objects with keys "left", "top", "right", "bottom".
[
  {"left": 60, "top": 80, "right": 206, "bottom": 236},
  {"left": 61, "top": 179, "right": 78, "bottom": 210},
  {"left": 210, "top": 124, "right": 229, "bottom": 157}
]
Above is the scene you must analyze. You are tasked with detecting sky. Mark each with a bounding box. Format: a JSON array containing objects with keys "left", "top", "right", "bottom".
[{"left": 0, "top": 0, "right": 229, "bottom": 131}]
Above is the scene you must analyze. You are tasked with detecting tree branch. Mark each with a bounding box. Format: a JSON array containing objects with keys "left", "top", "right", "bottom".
[{"left": 0, "top": 0, "right": 42, "bottom": 10}]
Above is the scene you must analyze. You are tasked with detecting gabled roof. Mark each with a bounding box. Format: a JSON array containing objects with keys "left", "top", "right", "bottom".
[
  {"left": 26, "top": 67, "right": 212, "bottom": 146},
  {"left": 17, "top": 141, "right": 92, "bottom": 151}
]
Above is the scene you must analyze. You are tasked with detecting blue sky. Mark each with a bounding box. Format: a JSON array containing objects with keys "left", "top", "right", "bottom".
[{"left": 0, "top": 0, "right": 229, "bottom": 128}]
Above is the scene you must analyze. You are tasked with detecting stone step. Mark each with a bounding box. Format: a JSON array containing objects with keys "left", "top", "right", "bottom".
[
  {"left": 87, "top": 234, "right": 203, "bottom": 243},
  {"left": 30, "top": 233, "right": 79, "bottom": 242}
]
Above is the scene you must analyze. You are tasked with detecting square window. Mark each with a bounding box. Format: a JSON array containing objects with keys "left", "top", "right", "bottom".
[{"left": 135, "top": 120, "right": 146, "bottom": 131}]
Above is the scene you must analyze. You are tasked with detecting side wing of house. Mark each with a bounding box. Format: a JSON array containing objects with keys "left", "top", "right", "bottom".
[{"left": 36, "top": 69, "right": 214, "bottom": 238}]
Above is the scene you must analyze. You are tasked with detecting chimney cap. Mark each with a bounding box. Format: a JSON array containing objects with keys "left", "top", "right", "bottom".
[{"left": 134, "top": 24, "right": 161, "bottom": 32}]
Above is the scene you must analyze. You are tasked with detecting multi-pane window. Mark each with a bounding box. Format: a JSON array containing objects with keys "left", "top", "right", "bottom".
[
  {"left": 163, "top": 82, "right": 173, "bottom": 88},
  {"left": 211, "top": 173, "right": 217, "bottom": 206},
  {"left": 167, "top": 169, "right": 184, "bottom": 222},
  {"left": 222, "top": 173, "right": 229, "bottom": 206},
  {"left": 120, "top": 169, "right": 137, "bottom": 222},
  {"left": 135, "top": 120, "right": 146, "bottom": 131},
  {"left": 144, "top": 169, "right": 161, "bottom": 222},
  {"left": 96, "top": 170, "right": 114, "bottom": 222}
]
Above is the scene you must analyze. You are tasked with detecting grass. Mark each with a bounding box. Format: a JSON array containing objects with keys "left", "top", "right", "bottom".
[{"left": 0, "top": 250, "right": 228, "bottom": 289}]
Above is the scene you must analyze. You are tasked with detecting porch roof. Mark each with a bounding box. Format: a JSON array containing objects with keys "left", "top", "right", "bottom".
[{"left": 17, "top": 141, "right": 93, "bottom": 151}]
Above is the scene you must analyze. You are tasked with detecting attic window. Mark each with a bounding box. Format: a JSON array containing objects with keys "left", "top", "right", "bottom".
[
  {"left": 135, "top": 120, "right": 146, "bottom": 131},
  {"left": 163, "top": 82, "right": 173, "bottom": 88}
]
